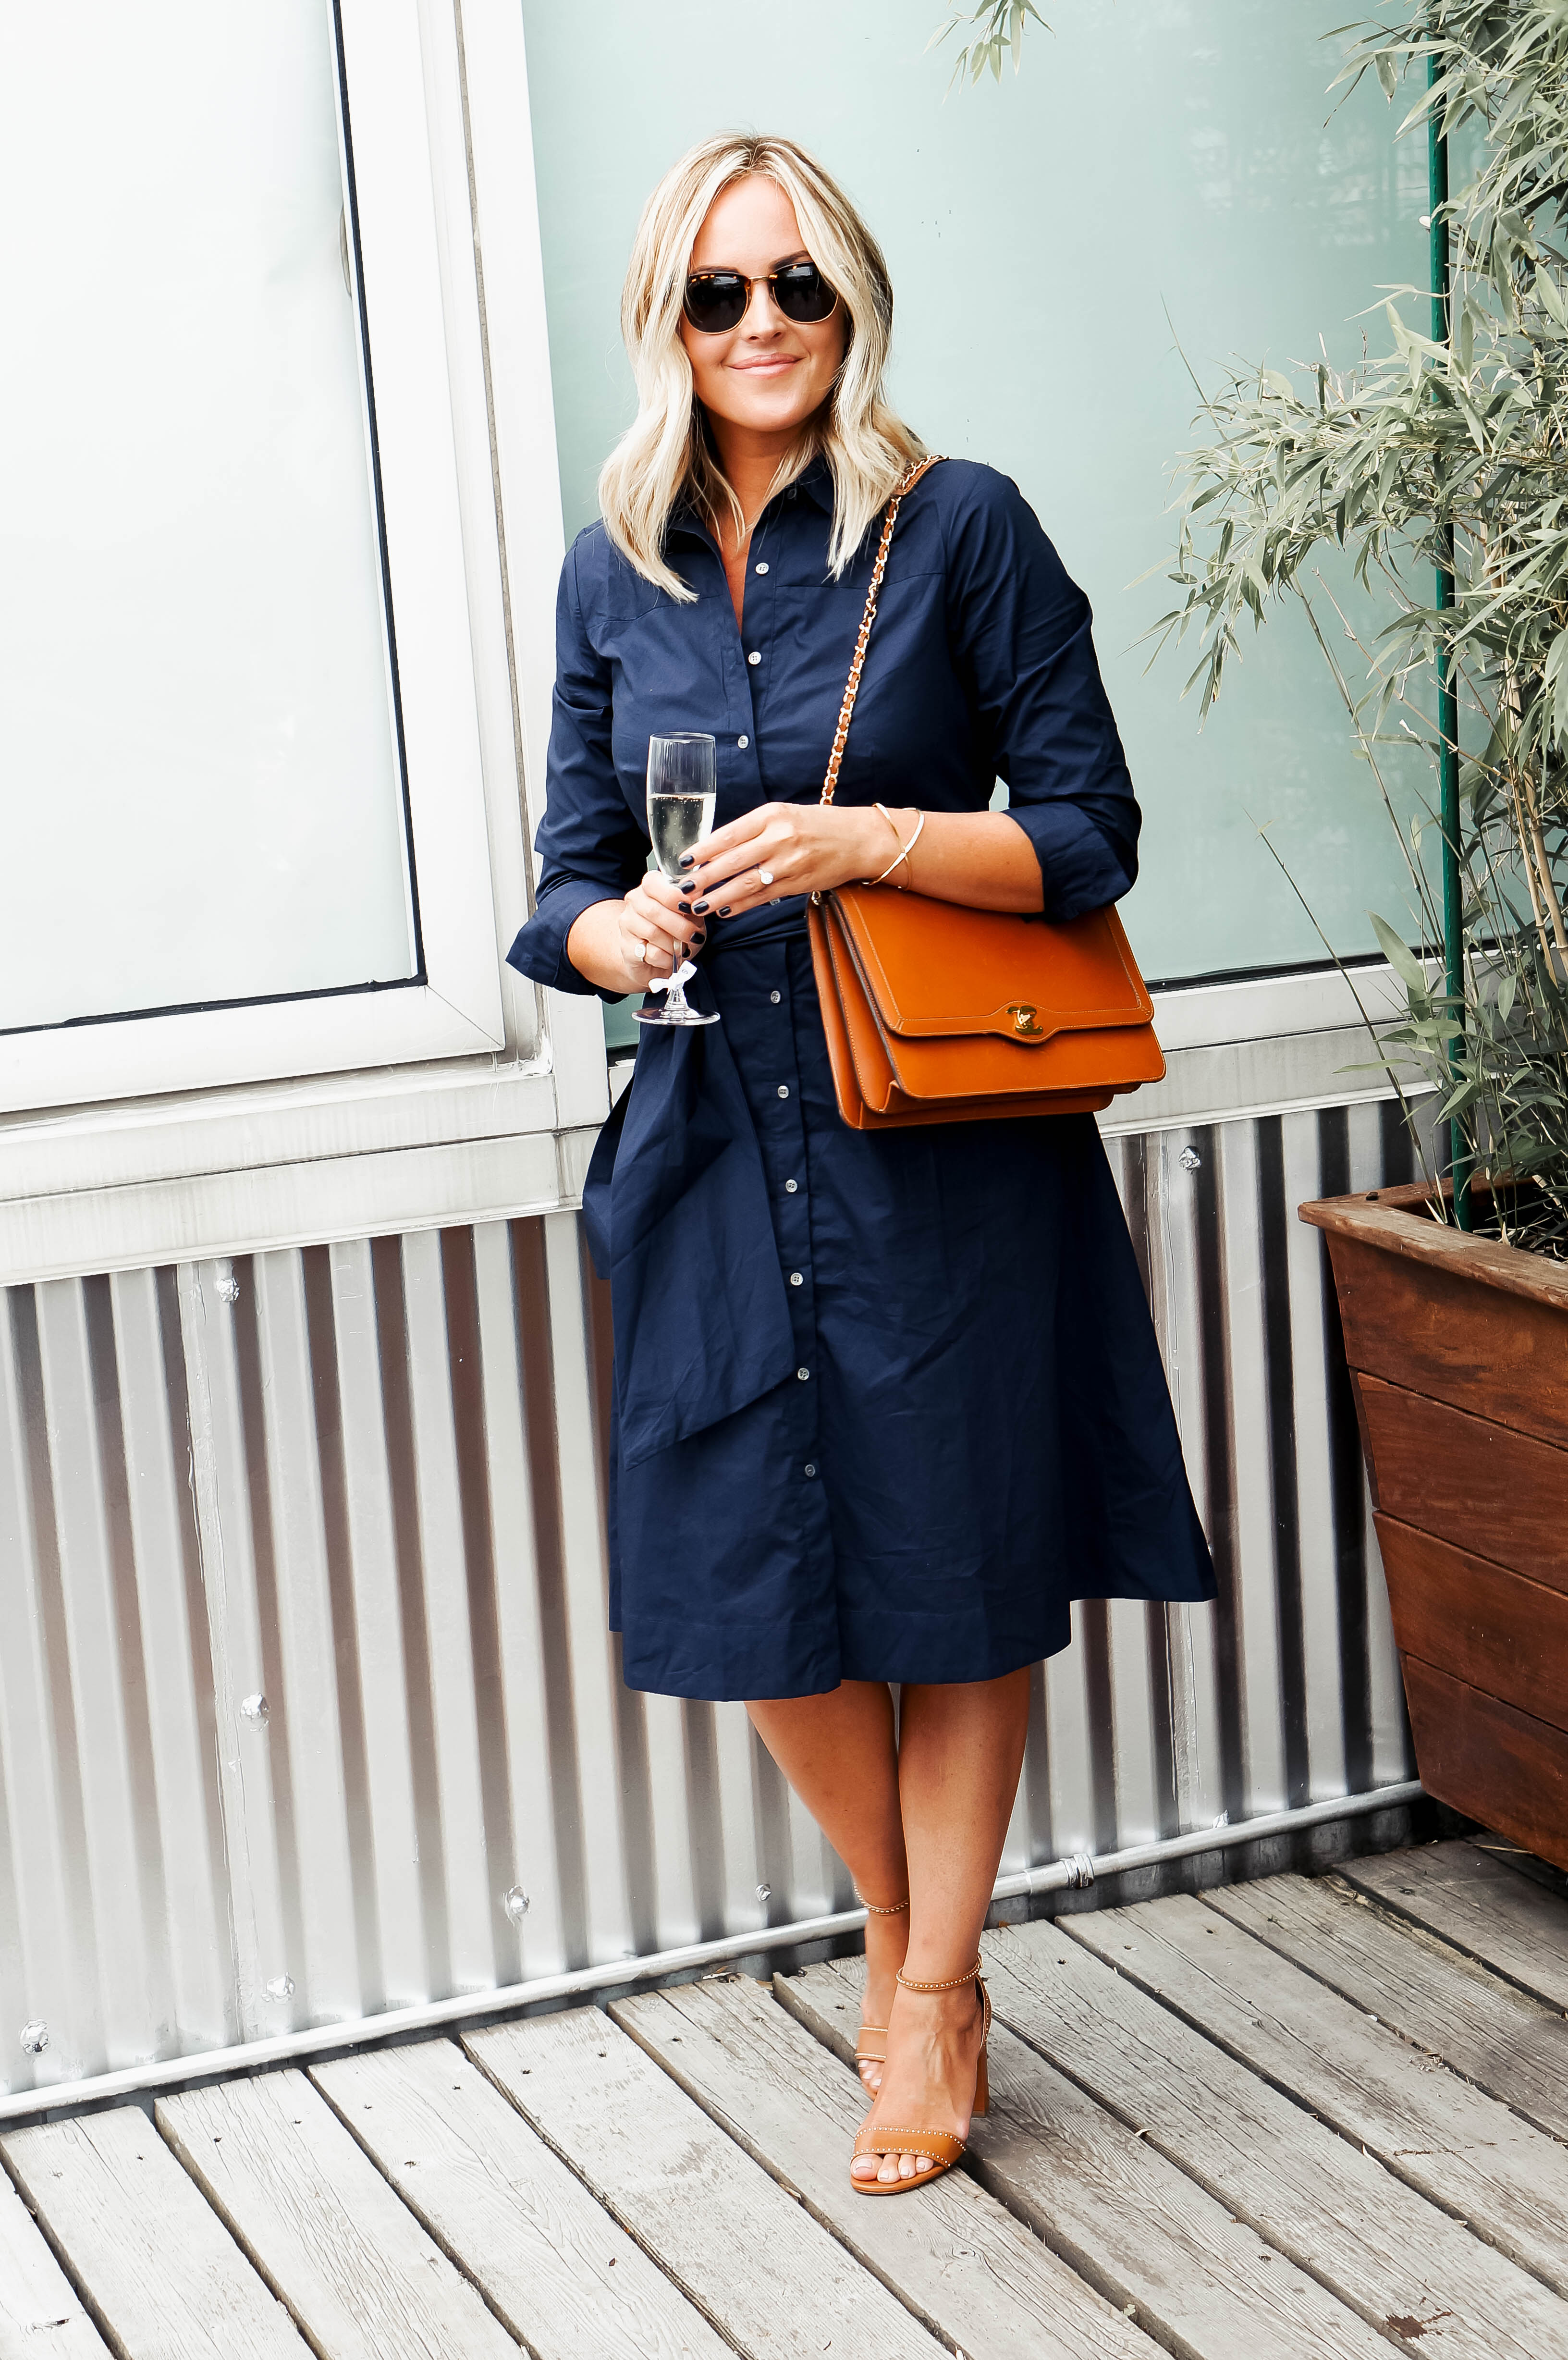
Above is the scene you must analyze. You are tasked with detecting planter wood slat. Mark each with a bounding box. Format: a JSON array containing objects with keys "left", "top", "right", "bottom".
[
  {"left": 1301, "top": 1182, "right": 1568, "bottom": 1864},
  {"left": 1357, "top": 1376, "right": 1568, "bottom": 1575},
  {"left": 1402, "top": 1659, "right": 1568, "bottom": 1868},
  {"left": 1310, "top": 1217, "right": 1568, "bottom": 1450},
  {"left": 1378, "top": 1518, "right": 1568, "bottom": 1726}
]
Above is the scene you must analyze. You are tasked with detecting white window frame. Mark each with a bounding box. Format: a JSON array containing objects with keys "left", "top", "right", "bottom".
[
  {"left": 2, "top": 0, "right": 509, "bottom": 1112},
  {"left": 0, "top": 0, "right": 609, "bottom": 1284}
]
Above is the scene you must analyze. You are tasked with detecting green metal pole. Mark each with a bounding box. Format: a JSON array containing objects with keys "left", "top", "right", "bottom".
[{"left": 1429, "top": 42, "right": 1471, "bottom": 1226}]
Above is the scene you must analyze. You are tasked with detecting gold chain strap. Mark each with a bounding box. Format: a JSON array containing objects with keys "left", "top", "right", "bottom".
[
  {"left": 896, "top": 1954, "right": 982, "bottom": 1993},
  {"left": 819, "top": 454, "right": 944, "bottom": 809}
]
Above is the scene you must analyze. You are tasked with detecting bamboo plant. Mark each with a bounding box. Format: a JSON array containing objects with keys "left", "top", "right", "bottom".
[{"left": 1152, "top": 1, "right": 1568, "bottom": 1254}]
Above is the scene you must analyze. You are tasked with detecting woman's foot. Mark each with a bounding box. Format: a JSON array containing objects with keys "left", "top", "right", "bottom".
[
  {"left": 851, "top": 1973, "right": 986, "bottom": 2185},
  {"left": 857, "top": 1905, "right": 910, "bottom": 2094}
]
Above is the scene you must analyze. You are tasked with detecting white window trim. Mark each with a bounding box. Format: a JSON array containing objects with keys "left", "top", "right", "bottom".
[
  {"left": 0, "top": 0, "right": 609, "bottom": 1284},
  {"left": 1103, "top": 958, "right": 1418, "bottom": 1135},
  {"left": 1, "top": 0, "right": 524, "bottom": 1116}
]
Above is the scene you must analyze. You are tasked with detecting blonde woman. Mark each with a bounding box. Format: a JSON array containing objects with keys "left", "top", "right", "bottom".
[{"left": 507, "top": 134, "right": 1213, "bottom": 2194}]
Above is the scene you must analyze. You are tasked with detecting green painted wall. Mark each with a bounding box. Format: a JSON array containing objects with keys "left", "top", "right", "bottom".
[{"left": 521, "top": 0, "right": 1428, "bottom": 983}]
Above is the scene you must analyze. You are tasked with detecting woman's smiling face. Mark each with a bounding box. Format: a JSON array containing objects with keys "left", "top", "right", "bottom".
[{"left": 678, "top": 174, "right": 847, "bottom": 446}]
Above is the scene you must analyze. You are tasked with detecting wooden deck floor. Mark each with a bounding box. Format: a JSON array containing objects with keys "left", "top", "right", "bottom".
[{"left": 6, "top": 1832, "right": 1568, "bottom": 2359}]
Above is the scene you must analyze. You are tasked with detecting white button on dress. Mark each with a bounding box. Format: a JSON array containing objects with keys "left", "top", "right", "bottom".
[
  {"left": 755, "top": 561, "right": 769, "bottom": 574},
  {"left": 747, "top": 650, "right": 761, "bottom": 666}
]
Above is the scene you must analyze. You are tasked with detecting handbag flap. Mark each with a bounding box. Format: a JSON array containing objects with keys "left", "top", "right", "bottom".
[{"left": 831, "top": 884, "right": 1156, "bottom": 1045}]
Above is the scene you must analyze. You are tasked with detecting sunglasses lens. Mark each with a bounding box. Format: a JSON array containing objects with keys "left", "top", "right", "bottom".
[
  {"left": 684, "top": 274, "right": 747, "bottom": 332},
  {"left": 774, "top": 264, "right": 836, "bottom": 323}
]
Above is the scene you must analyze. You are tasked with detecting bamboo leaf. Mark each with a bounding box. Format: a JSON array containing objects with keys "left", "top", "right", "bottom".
[{"left": 1370, "top": 911, "right": 1432, "bottom": 1000}]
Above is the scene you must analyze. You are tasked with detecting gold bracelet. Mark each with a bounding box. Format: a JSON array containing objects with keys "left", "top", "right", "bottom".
[{"left": 862, "top": 804, "right": 925, "bottom": 888}]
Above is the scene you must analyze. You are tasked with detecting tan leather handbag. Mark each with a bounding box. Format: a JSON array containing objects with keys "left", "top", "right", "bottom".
[{"left": 807, "top": 458, "right": 1165, "bottom": 1131}]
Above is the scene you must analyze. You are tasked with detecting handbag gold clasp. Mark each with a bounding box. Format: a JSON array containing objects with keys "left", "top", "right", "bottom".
[{"left": 1008, "top": 1003, "right": 1044, "bottom": 1037}]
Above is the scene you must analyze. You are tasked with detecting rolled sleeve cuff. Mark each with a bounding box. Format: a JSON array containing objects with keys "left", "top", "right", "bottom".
[
  {"left": 1006, "top": 801, "right": 1135, "bottom": 924},
  {"left": 505, "top": 879, "right": 625, "bottom": 1001}
]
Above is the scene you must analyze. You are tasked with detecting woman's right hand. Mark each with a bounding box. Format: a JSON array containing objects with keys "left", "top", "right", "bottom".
[{"left": 565, "top": 874, "right": 707, "bottom": 997}]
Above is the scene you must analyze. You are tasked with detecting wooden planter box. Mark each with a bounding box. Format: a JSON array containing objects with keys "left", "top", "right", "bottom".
[{"left": 1300, "top": 1180, "right": 1568, "bottom": 1868}]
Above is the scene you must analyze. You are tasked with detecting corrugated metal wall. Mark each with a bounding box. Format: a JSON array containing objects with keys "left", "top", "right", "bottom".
[{"left": 0, "top": 1097, "right": 1417, "bottom": 2097}]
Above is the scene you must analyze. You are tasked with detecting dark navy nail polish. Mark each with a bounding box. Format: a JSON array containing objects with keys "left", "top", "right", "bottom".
[
  {"left": 718, "top": 906, "right": 732, "bottom": 916},
  {"left": 693, "top": 899, "right": 710, "bottom": 914},
  {"left": 677, "top": 900, "right": 693, "bottom": 915},
  {"left": 692, "top": 931, "right": 706, "bottom": 945},
  {"left": 678, "top": 852, "right": 696, "bottom": 868}
]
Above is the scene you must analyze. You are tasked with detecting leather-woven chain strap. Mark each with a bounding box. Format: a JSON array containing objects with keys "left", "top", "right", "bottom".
[{"left": 819, "top": 454, "right": 944, "bottom": 806}]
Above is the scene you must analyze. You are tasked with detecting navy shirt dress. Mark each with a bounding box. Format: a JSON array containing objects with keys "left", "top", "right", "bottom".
[{"left": 507, "top": 456, "right": 1215, "bottom": 1701}]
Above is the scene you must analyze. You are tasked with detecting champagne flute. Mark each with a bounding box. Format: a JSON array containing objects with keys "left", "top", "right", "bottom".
[{"left": 637, "top": 733, "right": 720, "bottom": 1028}]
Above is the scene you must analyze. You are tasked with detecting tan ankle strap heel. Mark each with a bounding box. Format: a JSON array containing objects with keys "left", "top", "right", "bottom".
[{"left": 851, "top": 1965, "right": 992, "bottom": 2195}]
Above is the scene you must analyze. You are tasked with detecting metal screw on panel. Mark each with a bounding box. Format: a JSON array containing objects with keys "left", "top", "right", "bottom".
[
  {"left": 503, "top": 1886, "right": 531, "bottom": 1923},
  {"left": 214, "top": 1264, "right": 240, "bottom": 1304},
  {"left": 18, "top": 2020, "right": 48, "bottom": 2055},
  {"left": 756, "top": 1883, "right": 772, "bottom": 1904},
  {"left": 1063, "top": 1853, "right": 1095, "bottom": 1890},
  {"left": 1178, "top": 1145, "right": 1202, "bottom": 1172},
  {"left": 265, "top": 1974, "right": 295, "bottom": 2001},
  {"left": 240, "top": 1694, "right": 270, "bottom": 1724}
]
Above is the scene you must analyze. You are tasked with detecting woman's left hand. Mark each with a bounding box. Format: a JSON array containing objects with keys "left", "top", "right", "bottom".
[{"left": 675, "top": 800, "right": 896, "bottom": 919}]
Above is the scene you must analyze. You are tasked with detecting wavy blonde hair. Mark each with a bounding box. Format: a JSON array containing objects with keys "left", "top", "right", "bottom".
[{"left": 599, "top": 133, "right": 924, "bottom": 600}]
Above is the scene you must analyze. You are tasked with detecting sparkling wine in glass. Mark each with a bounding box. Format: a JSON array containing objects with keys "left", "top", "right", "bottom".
[{"left": 638, "top": 733, "right": 720, "bottom": 1027}]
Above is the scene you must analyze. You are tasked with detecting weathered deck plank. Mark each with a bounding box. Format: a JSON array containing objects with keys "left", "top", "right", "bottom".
[
  {"left": 312, "top": 2035, "right": 731, "bottom": 2360},
  {"left": 778, "top": 1956, "right": 1394, "bottom": 2360},
  {"left": 0, "top": 2167, "right": 110, "bottom": 2359},
  {"left": 613, "top": 1971, "right": 1152, "bottom": 2360},
  {"left": 465, "top": 2004, "right": 945, "bottom": 2360},
  {"left": 1205, "top": 1871, "right": 1568, "bottom": 2142},
  {"left": 980, "top": 1917, "right": 1568, "bottom": 2360},
  {"left": 1, "top": 2108, "right": 306, "bottom": 2359},
  {"left": 1342, "top": 1840, "right": 1568, "bottom": 2010},
  {"left": 159, "top": 2067, "right": 518, "bottom": 2359},
  {"left": 1066, "top": 1890, "right": 1568, "bottom": 2295}
]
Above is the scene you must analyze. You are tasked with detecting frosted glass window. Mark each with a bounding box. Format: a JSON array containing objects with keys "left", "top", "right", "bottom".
[
  {"left": 522, "top": 0, "right": 1429, "bottom": 984},
  {"left": 0, "top": 1, "right": 415, "bottom": 1036}
]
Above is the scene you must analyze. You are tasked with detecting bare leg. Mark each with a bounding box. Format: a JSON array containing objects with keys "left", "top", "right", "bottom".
[
  {"left": 854, "top": 1668, "right": 1031, "bottom": 2184},
  {"left": 746, "top": 1682, "right": 909, "bottom": 2088}
]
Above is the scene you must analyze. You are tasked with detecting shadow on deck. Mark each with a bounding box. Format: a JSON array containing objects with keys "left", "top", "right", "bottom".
[{"left": 4, "top": 1833, "right": 1568, "bottom": 2359}]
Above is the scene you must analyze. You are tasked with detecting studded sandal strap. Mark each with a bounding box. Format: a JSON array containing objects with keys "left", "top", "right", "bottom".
[{"left": 851, "top": 2127, "right": 966, "bottom": 2166}]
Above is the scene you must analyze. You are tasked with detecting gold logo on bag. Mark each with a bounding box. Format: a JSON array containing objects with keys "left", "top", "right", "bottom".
[{"left": 1009, "top": 1004, "right": 1044, "bottom": 1036}]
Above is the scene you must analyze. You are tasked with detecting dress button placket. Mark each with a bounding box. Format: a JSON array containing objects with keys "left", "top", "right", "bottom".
[{"left": 760, "top": 949, "right": 821, "bottom": 1523}]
